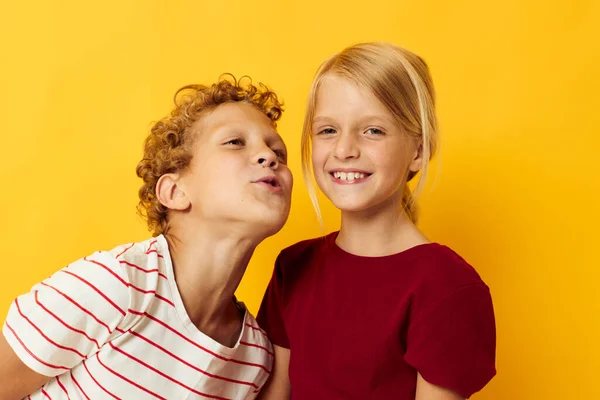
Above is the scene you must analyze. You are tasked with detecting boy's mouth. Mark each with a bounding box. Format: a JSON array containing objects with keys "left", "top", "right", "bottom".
[{"left": 254, "top": 175, "right": 282, "bottom": 191}]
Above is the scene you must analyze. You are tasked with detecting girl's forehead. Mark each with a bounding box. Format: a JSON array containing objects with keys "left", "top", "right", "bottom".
[{"left": 314, "top": 76, "right": 393, "bottom": 121}]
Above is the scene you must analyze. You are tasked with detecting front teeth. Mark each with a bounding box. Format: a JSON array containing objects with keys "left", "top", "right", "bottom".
[{"left": 332, "top": 171, "right": 366, "bottom": 181}]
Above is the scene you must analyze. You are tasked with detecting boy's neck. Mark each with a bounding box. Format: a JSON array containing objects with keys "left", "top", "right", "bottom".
[{"left": 164, "top": 222, "right": 259, "bottom": 331}]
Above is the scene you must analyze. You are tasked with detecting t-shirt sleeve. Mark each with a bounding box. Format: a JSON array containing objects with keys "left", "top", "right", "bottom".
[
  {"left": 256, "top": 253, "right": 290, "bottom": 349},
  {"left": 404, "top": 283, "right": 496, "bottom": 398},
  {"left": 2, "top": 250, "right": 130, "bottom": 377}
]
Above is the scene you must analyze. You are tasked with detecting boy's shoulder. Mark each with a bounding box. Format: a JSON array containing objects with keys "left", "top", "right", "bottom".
[
  {"left": 104, "top": 235, "right": 168, "bottom": 262},
  {"left": 90, "top": 235, "right": 169, "bottom": 295}
]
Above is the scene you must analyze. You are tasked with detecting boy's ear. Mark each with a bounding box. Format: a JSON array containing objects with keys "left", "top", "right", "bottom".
[{"left": 156, "top": 173, "right": 190, "bottom": 211}]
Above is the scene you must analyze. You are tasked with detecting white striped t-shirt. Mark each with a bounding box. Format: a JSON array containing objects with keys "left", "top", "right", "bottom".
[{"left": 2, "top": 235, "right": 273, "bottom": 399}]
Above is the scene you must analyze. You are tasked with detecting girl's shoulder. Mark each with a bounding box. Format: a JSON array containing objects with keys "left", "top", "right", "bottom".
[
  {"left": 278, "top": 232, "right": 337, "bottom": 264},
  {"left": 412, "top": 243, "right": 486, "bottom": 286},
  {"left": 402, "top": 243, "right": 492, "bottom": 317}
]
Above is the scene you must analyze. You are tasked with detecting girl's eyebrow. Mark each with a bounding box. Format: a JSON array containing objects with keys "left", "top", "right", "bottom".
[
  {"left": 312, "top": 116, "right": 334, "bottom": 124},
  {"left": 313, "top": 115, "right": 395, "bottom": 126},
  {"left": 354, "top": 115, "right": 396, "bottom": 126}
]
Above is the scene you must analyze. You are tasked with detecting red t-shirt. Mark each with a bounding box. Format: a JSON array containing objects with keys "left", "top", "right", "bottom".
[{"left": 257, "top": 232, "right": 496, "bottom": 399}]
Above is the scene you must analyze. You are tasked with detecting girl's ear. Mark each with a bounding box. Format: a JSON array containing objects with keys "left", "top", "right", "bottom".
[{"left": 408, "top": 141, "right": 424, "bottom": 173}]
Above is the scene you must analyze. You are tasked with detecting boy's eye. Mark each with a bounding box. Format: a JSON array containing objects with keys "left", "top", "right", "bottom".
[
  {"left": 273, "top": 149, "right": 287, "bottom": 162},
  {"left": 317, "top": 128, "right": 337, "bottom": 135},
  {"left": 225, "top": 138, "right": 244, "bottom": 146},
  {"left": 365, "top": 128, "right": 383, "bottom": 135}
]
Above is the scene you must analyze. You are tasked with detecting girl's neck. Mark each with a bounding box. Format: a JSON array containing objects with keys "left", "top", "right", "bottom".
[{"left": 337, "top": 205, "right": 429, "bottom": 257}]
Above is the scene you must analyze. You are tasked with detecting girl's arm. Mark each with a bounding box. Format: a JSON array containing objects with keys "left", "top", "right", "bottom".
[
  {"left": 416, "top": 373, "right": 465, "bottom": 400},
  {"left": 0, "top": 333, "right": 50, "bottom": 399},
  {"left": 257, "top": 345, "right": 291, "bottom": 399}
]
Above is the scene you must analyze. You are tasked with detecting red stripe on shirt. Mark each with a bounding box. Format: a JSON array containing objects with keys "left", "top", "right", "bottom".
[
  {"left": 245, "top": 323, "right": 268, "bottom": 337},
  {"left": 4, "top": 321, "right": 69, "bottom": 371},
  {"left": 145, "top": 241, "right": 163, "bottom": 257},
  {"left": 41, "top": 387, "right": 51, "bottom": 399},
  {"left": 145, "top": 249, "right": 164, "bottom": 258},
  {"left": 146, "top": 240, "right": 157, "bottom": 252},
  {"left": 40, "top": 282, "right": 113, "bottom": 334},
  {"left": 61, "top": 270, "right": 126, "bottom": 316},
  {"left": 70, "top": 370, "right": 90, "bottom": 400},
  {"left": 131, "top": 287, "right": 172, "bottom": 302},
  {"left": 144, "top": 313, "right": 271, "bottom": 373},
  {"left": 145, "top": 241, "right": 164, "bottom": 258},
  {"left": 115, "top": 243, "right": 135, "bottom": 258},
  {"left": 56, "top": 375, "right": 70, "bottom": 399},
  {"left": 119, "top": 260, "right": 168, "bottom": 280},
  {"left": 130, "top": 330, "right": 259, "bottom": 389},
  {"left": 82, "top": 359, "right": 120, "bottom": 399},
  {"left": 125, "top": 296, "right": 173, "bottom": 314},
  {"left": 85, "top": 258, "right": 173, "bottom": 306},
  {"left": 108, "top": 342, "right": 231, "bottom": 400},
  {"left": 84, "top": 257, "right": 128, "bottom": 286},
  {"left": 96, "top": 352, "right": 166, "bottom": 399},
  {"left": 154, "top": 294, "right": 175, "bottom": 307},
  {"left": 15, "top": 298, "right": 86, "bottom": 358},
  {"left": 239, "top": 341, "right": 274, "bottom": 357},
  {"left": 35, "top": 292, "right": 101, "bottom": 349}
]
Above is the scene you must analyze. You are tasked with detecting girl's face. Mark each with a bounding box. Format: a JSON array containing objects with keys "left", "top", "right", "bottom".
[
  {"left": 311, "top": 74, "right": 422, "bottom": 215},
  {"left": 180, "top": 102, "right": 293, "bottom": 236}
]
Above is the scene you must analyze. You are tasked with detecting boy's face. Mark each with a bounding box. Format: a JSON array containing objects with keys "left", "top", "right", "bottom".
[{"left": 179, "top": 102, "right": 292, "bottom": 236}]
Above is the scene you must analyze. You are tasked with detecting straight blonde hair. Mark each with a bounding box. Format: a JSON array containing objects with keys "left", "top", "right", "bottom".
[{"left": 301, "top": 42, "right": 439, "bottom": 224}]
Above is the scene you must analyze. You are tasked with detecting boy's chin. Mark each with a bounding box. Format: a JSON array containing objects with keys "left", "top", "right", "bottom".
[
  {"left": 250, "top": 215, "right": 288, "bottom": 237},
  {"left": 224, "top": 207, "right": 287, "bottom": 237},
  {"left": 259, "top": 210, "right": 290, "bottom": 234}
]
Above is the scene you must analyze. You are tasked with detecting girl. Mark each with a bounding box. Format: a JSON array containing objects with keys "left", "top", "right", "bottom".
[
  {"left": 0, "top": 76, "right": 292, "bottom": 399},
  {"left": 257, "top": 43, "right": 496, "bottom": 399}
]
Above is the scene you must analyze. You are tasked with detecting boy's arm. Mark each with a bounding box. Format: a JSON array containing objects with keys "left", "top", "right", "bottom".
[
  {"left": 0, "top": 250, "right": 131, "bottom": 397},
  {"left": 0, "top": 333, "right": 50, "bottom": 399}
]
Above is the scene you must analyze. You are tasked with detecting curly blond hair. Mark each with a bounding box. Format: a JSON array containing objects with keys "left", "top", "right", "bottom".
[{"left": 136, "top": 75, "right": 284, "bottom": 236}]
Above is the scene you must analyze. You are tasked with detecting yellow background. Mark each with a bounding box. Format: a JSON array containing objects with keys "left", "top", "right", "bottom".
[{"left": 1, "top": 1, "right": 598, "bottom": 398}]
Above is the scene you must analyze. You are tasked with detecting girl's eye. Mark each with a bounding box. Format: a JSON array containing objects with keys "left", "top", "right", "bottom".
[
  {"left": 318, "top": 128, "right": 337, "bottom": 135},
  {"left": 365, "top": 128, "right": 383, "bottom": 135}
]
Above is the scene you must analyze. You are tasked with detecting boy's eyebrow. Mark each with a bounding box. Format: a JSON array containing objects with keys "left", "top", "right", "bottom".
[
  {"left": 210, "top": 123, "right": 286, "bottom": 148},
  {"left": 268, "top": 133, "right": 286, "bottom": 148}
]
